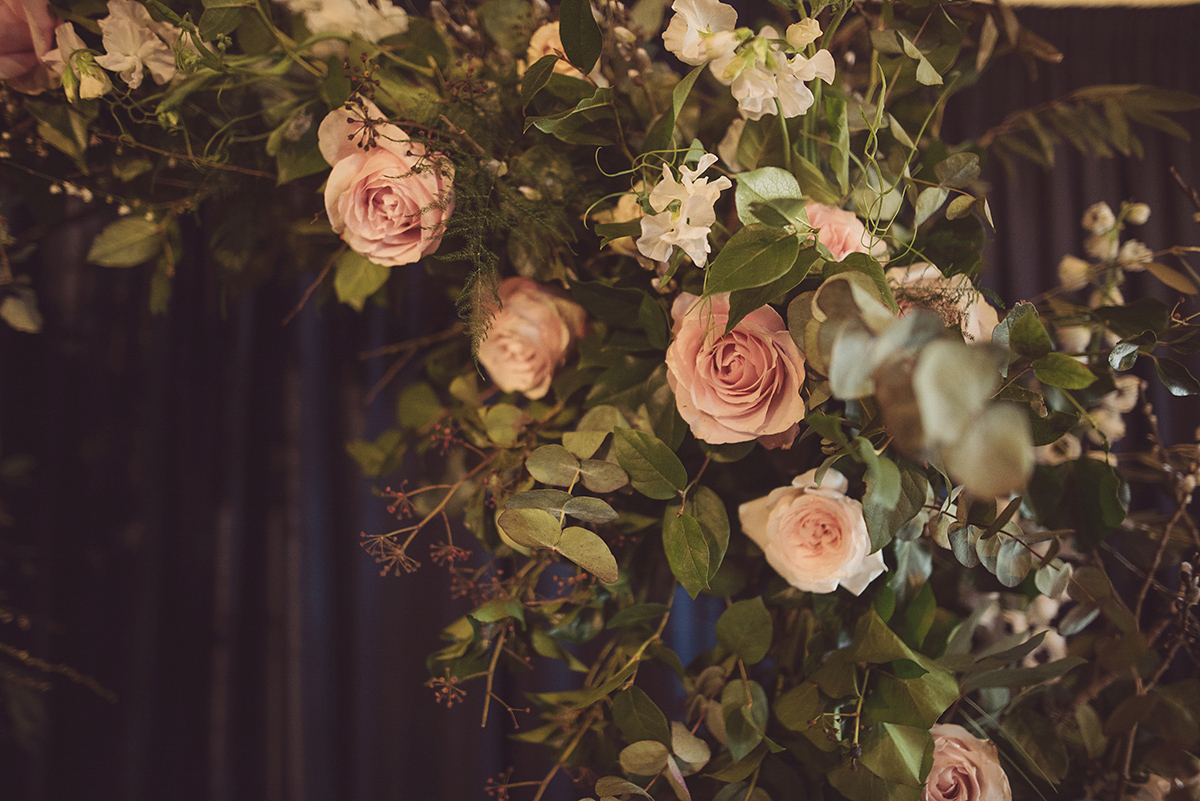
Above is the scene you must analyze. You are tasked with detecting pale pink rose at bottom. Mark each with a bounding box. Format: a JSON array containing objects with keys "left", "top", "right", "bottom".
[
  {"left": 738, "top": 469, "right": 885, "bottom": 594},
  {"left": 665, "top": 292, "right": 806, "bottom": 446},
  {"left": 924, "top": 724, "right": 1012, "bottom": 801},
  {"left": 477, "top": 277, "right": 587, "bottom": 400}
]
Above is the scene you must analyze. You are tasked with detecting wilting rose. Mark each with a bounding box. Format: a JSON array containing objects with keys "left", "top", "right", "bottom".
[
  {"left": 0, "top": 0, "right": 56, "bottom": 93},
  {"left": 805, "top": 201, "right": 886, "bottom": 262},
  {"left": 924, "top": 724, "right": 1012, "bottom": 801},
  {"left": 738, "top": 468, "right": 886, "bottom": 594},
  {"left": 665, "top": 292, "right": 806, "bottom": 446},
  {"left": 886, "top": 262, "right": 999, "bottom": 342},
  {"left": 477, "top": 277, "right": 587, "bottom": 400},
  {"left": 318, "top": 99, "right": 454, "bottom": 267}
]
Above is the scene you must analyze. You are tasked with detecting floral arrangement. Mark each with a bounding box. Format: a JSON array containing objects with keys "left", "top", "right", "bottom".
[{"left": 2, "top": 0, "right": 1200, "bottom": 799}]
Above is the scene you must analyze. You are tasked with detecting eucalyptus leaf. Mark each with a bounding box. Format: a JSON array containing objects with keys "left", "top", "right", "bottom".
[
  {"left": 619, "top": 740, "right": 671, "bottom": 776},
  {"left": 555, "top": 526, "right": 619, "bottom": 584},
  {"left": 496, "top": 507, "right": 562, "bottom": 549},
  {"left": 613, "top": 687, "right": 672, "bottom": 746},
  {"left": 526, "top": 444, "right": 582, "bottom": 486}
]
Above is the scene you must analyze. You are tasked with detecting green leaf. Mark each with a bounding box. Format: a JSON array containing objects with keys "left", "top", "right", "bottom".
[
  {"left": 559, "top": 0, "right": 602, "bottom": 74},
  {"left": 1154, "top": 356, "right": 1200, "bottom": 396},
  {"left": 960, "top": 656, "right": 1086, "bottom": 693},
  {"left": 864, "top": 467, "right": 928, "bottom": 556},
  {"left": 0, "top": 293, "right": 42, "bottom": 333},
  {"left": 1000, "top": 705, "right": 1068, "bottom": 784},
  {"left": 562, "top": 404, "right": 627, "bottom": 458},
  {"left": 725, "top": 247, "right": 821, "bottom": 334},
  {"left": 527, "top": 88, "right": 615, "bottom": 146},
  {"left": 484, "top": 403, "right": 529, "bottom": 447},
  {"left": 562, "top": 496, "right": 619, "bottom": 524},
  {"left": 595, "top": 776, "right": 653, "bottom": 799},
  {"left": 716, "top": 598, "right": 772, "bottom": 664},
  {"left": 334, "top": 251, "right": 389, "bottom": 311},
  {"left": 934, "top": 152, "right": 981, "bottom": 189},
  {"left": 734, "top": 167, "right": 805, "bottom": 228},
  {"left": 496, "top": 507, "right": 562, "bottom": 549},
  {"left": 828, "top": 764, "right": 922, "bottom": 801},
  {"left": 1093, "top": 297, "right": 1170, "bottom": 337},
  {"left": 1032, "top": 353, "right": 1097, "bottom": 389},
  {"left": 607, "top": 603, "right": 669, "bottom": 630},
  {"left": 520, "top": 54, "right": 558, "bottom": 106},
  {"left": 506, "top": 489, "right": 573, "bottom": 515},
  {"left": 913, "top": 187, "right": 948, "bottom": 228},
  {"left": 556, "top": 526, "right": 619, "bottom": 583},
  {"left": 994, "top": 302, "right": 1053, "bottom": 360},
  {"left": 643, "top": 65, "right": 704, "bottom": 155},
  {"left": 684, "top": 486, "right": 730, "bottom": 581},
  {"left": 722, "top": 680, "right": 768, "bottom": 762},
  {"left": 613, "top": 687, "right": 672, "bottom": 746},
  {"left": 87, "top": 218, "right": 165, "bottom": 267},
  {"left": 663, "top": 512, "right": 710, "bottom": 598},
  {"left": 526, "top": 444, "right": 581, "bottom": 486},
  {"left": 579, "top": 459, "right": 630, "bottom": 493},
  {"left": 612, "top": 428, "right": 687, "bottom": 500},
  {"left": 703, "top": 226, "right": 801, "bottom": 297},
  {"left": 944, "top": 194, "right": 975, "bottom": 220},
  {"left": 619, "top": 740, "right": 671, "bottom": 776},
  {"left": 775, "top": 682, "right": 820, "bottom": 731},
  {"left": 470, "top": 597, "right": 525, "bottom": 626},
  {"left": 860, "top": 723, "right": 933, "bottom": 788},
  {"left": 198, "top": 5, "right": 243, "bottom": 39}
]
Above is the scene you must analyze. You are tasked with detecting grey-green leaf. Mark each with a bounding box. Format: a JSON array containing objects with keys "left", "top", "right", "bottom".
[{"left": 612, "top": 428, "right": 687, "bottom": 499}]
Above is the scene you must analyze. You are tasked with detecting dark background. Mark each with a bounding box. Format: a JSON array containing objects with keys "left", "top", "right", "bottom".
[{"left": 1, "top": 6, "right": 1198, "bottom": 800}]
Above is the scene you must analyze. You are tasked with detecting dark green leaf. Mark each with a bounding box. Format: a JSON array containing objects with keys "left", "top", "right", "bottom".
[
  {"left": 607, "top": 603, "right": 670, "bottom": 630},
  {"left": 1032, "top": 353, "right": 1097, "bottom": 389},
  {"left": 716, "top": 598, "right": 772, "bottom": 664},
  {"left": 558, "top": 0, "right": 602, "bottom": 73},
  {"left": 725, "top": 247, "right": 821, "bottom": 334},
  {"left": 1154, "top": 356, "right": 1200, "bottom": 396},
  {"left": 684, "top": 486, "right": 730, "bottom": 581},
  {"left": 734, "top": 167, "right": 805, "bottom": 228},
  {"left": 703, "top": 226, "right": 801, "bottom": 297},
  {"left": 562, "top": 496, "right": 619, "bottom": 524},
  {"left": 775, "top": 683, "right": 820, "bottom": 731},
  {"left": 643, "top": 65, "right": 703, "bottom": 155},
  {"left": 612, "top": 428, "right": 687, "bottom": 499},
  {"left": 960, "top": 656, "right": 1085, "bottom": 692},
  {"left": 663, "top": 512, "right": 710, "bottom": 598},
  {"left": 934, "top": 152, "right": 980, "bottom": 189},
  {"left": 555, "top": 526, "right": 619, "bottom": 583},
  {"left": 87, "top": 217, "right": 165, "bottom": 268},
  {"left": 579, "top": 459, "right": 630, "bottom": 493},
  {"left": 521, "top": 54, "right": 558, "bottom": 106},
  {"left": 613, "top": 687, "right": 672, "bottom": 746},
  {"left": 993, "top": 302, "right": 1052, "bottom": 360},
  {"left": 1093, "top": 298, "right": 1170, "bottom": 337},
  {"left": 860, "top": 723, "right": 934, "bottom": 788}
]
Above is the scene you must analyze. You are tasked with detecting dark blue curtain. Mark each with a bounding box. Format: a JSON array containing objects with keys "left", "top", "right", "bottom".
[{"left": 1, "top": 6, "right": 1197, "bottom": 800}]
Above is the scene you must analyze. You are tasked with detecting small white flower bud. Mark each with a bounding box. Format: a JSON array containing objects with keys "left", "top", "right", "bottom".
[
  {"left": 1057, "top": 254, "right": 1091, "bottom": 290},
  {"left": 1117, "top": 239, "right": 1152, "bottom": 271},
  {"left": 1125, "top": 202, "right": 1151, "bottom": 225},
  {"left": 1084, "top": 234, "right": 1118, "bottom": 261},
  {"left": 1082, "top": 202, "right": 1116, "bottom": 235}
]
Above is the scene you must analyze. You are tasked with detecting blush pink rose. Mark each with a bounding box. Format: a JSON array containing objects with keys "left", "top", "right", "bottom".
[
  {"left": 318, "top": 98, "right": 454, "bottom": 267},
  {"left": 0, "top": 0, "right": 56, "bottom": 94},
  {"left": 886, "top": 262, "right": 999, "bottom": 342},
  {"left": 477, "top": 277, "right": 587, "bottom": 400},
  {"left": 666, "top": 293, "right": 806, "bottom": 446},
  {"left": 738, "top": 468, "right": 886, "bottom": 594},
  {"left": 924, "top": 724, "right": 1012, "bottom": 801},
  {"left": 805, "top": 201, "right": 887, "bottom": 262}
]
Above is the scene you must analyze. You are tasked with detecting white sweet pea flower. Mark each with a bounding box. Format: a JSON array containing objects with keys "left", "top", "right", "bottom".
[
  {"left": 95, "top": 0, "right": 177, "bottom": 88},
  {"left": 775, "top": 50, "right": 834, "bottom": 117},
  {"left": 636, "top": 153, "right": 732, "bottom": 267},
  {"left": 661, "top": 0, "right": 738, "bottom": 66},
  {"left": 785, "top": 19, "right": 822, "bottom": 49},
  {"left": 43, "top": 22, "right": 113, "bottom": 100},
  {"left": 711, "top": 28, "right": 835, "bottom": 120}
]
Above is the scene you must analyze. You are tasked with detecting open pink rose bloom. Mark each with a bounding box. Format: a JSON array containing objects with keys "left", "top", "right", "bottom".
[
  {"left": 318, "top": 99, "right": 455, "bottom": 267},
  {"left": 665, "top": 292, "right": 806, "bottom": 446}
]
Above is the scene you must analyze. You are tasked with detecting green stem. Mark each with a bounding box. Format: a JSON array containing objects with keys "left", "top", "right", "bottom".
[{"left": 776, "top": 99, "right": 793, "bottom": 173}]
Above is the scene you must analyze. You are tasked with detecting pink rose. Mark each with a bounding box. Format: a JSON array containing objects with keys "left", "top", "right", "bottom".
[
  {"left": 924, "top": 724, "right": 1012, "bottom": 801},
  {"left": 886, "top": 262, "right": 999, "bottom": 343},
  {"left": 318, "top": 98, "right": 454, "bottom": 267},
  {"left": 477, "top": 277, "right": 587, "bottom": 400},
  {"left": 804, "top": 201, "right": 887, "bottom": 262},
  {"left": 738, "top": 468, "right": 885, "bottom": 594},
  {"left": 665, "top": 293, "right": 806, "bottom": 446},
  {"left": 0, "top": 0, "right": 56, "bottom": 94}
]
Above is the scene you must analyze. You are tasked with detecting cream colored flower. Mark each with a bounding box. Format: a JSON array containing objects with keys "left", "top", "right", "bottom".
[
  {"left": 661, "top": 0, "right": 738, "bottom": 66},
  {"left": 738, "top": 469, "right": 885, "bottom": 594},
  {"left": 95, "top": 0, "right": 177, "bottom": 88},
  {"left": 1057, "top": 254, "right": 1091, "bottom": 291}
]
